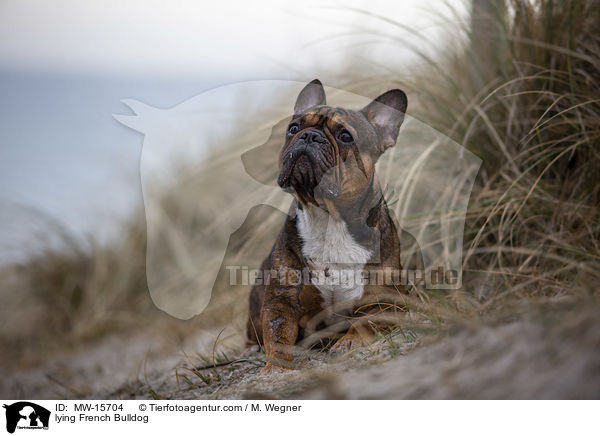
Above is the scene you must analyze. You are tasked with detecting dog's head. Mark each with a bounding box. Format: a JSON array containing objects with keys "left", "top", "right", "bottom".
[{"left": 277, "top": 79, "right": 407, "bottom": 208}]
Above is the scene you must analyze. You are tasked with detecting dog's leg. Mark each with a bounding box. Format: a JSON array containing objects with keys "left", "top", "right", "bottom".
[
  {"left": 330, "top": 287, "right": 406, "bottom": 354},
  {"left": 261, "top": 286, "right": 302, "bottom": 372}
]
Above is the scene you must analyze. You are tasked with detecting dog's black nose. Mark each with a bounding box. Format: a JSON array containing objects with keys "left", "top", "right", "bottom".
[{"left": 299, "top": 130, "right": 327, "bottom": 144}]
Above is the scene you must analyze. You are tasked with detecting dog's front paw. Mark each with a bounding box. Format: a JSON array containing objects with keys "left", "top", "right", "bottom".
[
  {"left": 260, "top": 362, "right": 276, "bottom": 374},
  {"left": 260, "top": 361, "right": 293, "bottom": 374},
  {"left": 329, "top": 334, "right": 362, "bottom": 355}
]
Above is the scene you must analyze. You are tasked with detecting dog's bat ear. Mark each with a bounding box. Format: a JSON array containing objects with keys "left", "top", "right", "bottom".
[
  {"left": 294, "top": 79, "right": 326, "bottom": 115},
  {"left": 362, "top": 89, "right": 407, "bottom": 151}
]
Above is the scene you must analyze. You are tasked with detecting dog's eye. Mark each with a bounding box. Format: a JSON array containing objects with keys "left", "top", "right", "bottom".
[
  {"left": 337, "top": 129, "right": 354, "bottom": 144},
  {"left": 287, "top": 123, "right": 300, "bottom": 136}
]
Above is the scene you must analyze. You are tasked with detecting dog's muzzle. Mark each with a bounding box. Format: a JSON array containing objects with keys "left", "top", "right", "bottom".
[{"left": 277, "top": 129, "right": 339, "bottom": 201}]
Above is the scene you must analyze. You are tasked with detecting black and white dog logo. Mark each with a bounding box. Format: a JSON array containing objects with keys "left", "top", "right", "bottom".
[{"left": 3, "top": 402, "right": 50, "bottom": 433}]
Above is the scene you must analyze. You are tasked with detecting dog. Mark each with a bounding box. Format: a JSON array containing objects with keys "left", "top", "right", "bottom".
[{"left": 246, "top": 79, "right": 408, "bottom": 370}]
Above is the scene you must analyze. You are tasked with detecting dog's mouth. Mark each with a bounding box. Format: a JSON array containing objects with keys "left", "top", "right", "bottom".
[{"left": 277, "top": 143, "right": 340, "bottom": 203}]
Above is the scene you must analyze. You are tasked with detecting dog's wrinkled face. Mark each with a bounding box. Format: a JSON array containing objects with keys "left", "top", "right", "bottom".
[{"left": 277, "top": 80, "right": 407, "bottom": 208}]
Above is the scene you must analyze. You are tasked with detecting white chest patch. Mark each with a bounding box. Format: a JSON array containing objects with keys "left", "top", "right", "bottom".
[{"left": 295, "top": 204, "right": 371, "bottom": 312}]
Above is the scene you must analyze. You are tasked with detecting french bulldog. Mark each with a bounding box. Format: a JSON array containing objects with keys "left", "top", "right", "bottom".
[{"left": 246, "top": 79, "right": 408, "bottom": 370}]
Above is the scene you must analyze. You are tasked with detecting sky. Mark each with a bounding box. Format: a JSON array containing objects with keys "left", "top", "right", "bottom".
[
  {"left": 0, "top": 0, "right": 467, "bottom": 262},
  {"left": 0, "top": 0, "right": 465, "bottom": 78}
]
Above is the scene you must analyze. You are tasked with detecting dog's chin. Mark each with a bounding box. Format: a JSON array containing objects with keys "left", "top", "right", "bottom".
[
  {"left": 278, "top": 154, "right": 318, "bottom": 204},
  {"left": 278, "top": 154, "right": 340, "bottom": 205}
]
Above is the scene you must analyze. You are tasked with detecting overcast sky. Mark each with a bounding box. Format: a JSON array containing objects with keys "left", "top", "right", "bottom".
[
  {"left": 0, "top": 0, "right": 467, "bottom": 261},
  {"left": 0, "top": 0, "right": 466, "bottom": 79}
]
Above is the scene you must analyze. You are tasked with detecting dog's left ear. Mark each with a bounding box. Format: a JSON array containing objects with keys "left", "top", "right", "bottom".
[{"left": 361, "top": 89, "right": 407, "bottom": 152}]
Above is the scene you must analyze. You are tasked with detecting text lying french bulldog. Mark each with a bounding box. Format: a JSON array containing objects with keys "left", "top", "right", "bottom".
[{"left": 247, "top": 80, "right": 408, "bottom": 370}]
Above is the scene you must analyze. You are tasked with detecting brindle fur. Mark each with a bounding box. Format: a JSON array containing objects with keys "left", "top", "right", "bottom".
[{"left": 246, "top": 80, "right": 408, "bottom": 369}]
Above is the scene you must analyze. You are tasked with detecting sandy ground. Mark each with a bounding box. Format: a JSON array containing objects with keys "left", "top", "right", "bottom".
[{"left": 1, "top": 306, "right": 599, "bottom": 400}]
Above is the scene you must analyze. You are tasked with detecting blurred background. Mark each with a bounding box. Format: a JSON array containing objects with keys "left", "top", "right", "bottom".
[
  {"left": 0, "top": 0, "right": 460, "bottom": 259},
  {"left": 1, "top": 0, "right": 598, "bottom": 399}
]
